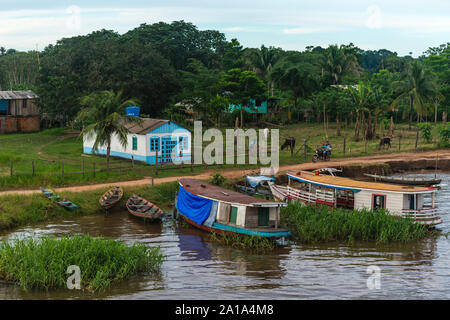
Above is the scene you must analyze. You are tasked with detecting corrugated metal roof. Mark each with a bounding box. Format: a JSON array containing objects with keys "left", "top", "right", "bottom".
[
  {"left": 0, "top": 91, "right": 39, "bottom": 99},
  {"left": 124, "top": 118, "right": 169, "bottom": 134}
]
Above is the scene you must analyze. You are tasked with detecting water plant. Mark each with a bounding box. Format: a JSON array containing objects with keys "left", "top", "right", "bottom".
[
  {"left": 281, "top": 202, "right": 432, "bottom": 244},
  {"left": 0, "top": 235, "right": 163, "bottom": 292},
  {"left": 209, "top": 231, "right": 277, "bottom": 251}
]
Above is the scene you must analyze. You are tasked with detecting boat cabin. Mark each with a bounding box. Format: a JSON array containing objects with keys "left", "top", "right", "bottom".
[
  {"left": 176, "top": 178, "right": 289, "bottom": 238},
  {"left": 271, "top": 171, "right": 441, "bottom": 226}
]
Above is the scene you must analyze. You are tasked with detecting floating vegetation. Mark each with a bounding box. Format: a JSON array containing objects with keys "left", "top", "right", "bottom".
[
  {"left": 281, "top": 202, "right": 433, "bottom": 244},
  {"left": 0, "top": 235, "right": 163, "bottom": 292},
  {"left": 209, "top": 231, "right": 277, "bottom": 252}
]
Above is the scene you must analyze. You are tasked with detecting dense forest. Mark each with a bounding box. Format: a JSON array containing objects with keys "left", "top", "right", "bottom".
[{"left": 0, "top": 20, "right": 449, "bottom": 141}]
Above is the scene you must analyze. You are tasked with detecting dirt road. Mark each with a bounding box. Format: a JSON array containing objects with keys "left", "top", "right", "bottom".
[{"left": 1, "top": 149, "right": 449, "bottom": 196}]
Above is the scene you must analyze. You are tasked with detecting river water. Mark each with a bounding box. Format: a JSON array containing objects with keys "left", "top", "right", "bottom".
[{"left": 0, "top": 173, "right": 449, "bottom": 300}]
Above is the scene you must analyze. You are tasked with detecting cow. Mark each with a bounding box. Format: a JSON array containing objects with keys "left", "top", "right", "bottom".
[
  {"left": 378, "top": 137, "right": 391, "bottom": 149},
  {"left": 281, "top": 137, "right": 296, "bottom": 152}
]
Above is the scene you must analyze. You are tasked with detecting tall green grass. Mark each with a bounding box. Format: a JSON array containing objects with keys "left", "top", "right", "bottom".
[
  {"left": 209, "top": 231, "right": 277, "bottom": 251},
  {"left": 281, "top": 202, "right": 432, "bottom": 244},
  {"left": 0, "top": 235, "right": 163, "bottom": 292}
]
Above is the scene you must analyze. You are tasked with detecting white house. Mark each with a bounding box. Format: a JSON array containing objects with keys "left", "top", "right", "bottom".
[{"left": 83, "top": 118, "right": 191, "bottom": 165}]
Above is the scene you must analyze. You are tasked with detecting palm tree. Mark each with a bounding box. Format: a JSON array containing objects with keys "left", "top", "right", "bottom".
[
  {"left": 77, "top": 90, "right": 141, "bottom": 168},
  {"left": 349, "top": 83, "right": 372, "bottom": 141},
  {"left": 322, "top": 45, "right": 359, "bottom": 85},
  {"left": 391, "top": 61, "right": 437, "bottom": 130},
  {"left": 246, "top": 45, "right": 282, "bottom": 96}
]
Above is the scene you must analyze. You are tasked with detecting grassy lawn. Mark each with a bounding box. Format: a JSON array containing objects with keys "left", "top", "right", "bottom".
[{"left": 0, "top": 123, "right": 442, "bottom": 190}]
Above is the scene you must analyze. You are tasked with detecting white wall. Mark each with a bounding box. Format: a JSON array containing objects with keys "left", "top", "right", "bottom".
[{"left": 354, "top": 190, "right": 404, "bottom": 215}]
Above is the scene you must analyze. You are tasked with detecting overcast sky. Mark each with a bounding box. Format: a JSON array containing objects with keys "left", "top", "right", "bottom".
[{"left": 1, "top": 0, "right": 449, "bottom": 56}]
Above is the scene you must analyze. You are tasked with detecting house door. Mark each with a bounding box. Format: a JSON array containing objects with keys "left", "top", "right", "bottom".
[
  {"left": 409, "top": 195, "right": 415, "bottom": 210},
  {"left": 258, "top": 207, "right": 270, "bottom": 226},
  {"left": 229, "top": 206, "right": 238, "bottom": 224},
  {"left": 161, "top": 137, "right": 176, "bottom": 163}
]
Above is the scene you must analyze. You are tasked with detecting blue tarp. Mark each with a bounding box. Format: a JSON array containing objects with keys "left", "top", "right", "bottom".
[
  {"left": 0, "top": 99, "right": 8, "bottom": 111},
  {"left": 246, "top": 175, "right": 275, "bottom": 188},
  {"left": 177, "top": 184, "right": 213, "bottom": 225}
]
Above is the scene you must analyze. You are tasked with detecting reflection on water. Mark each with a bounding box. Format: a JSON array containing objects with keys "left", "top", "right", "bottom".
[{"left": 0, "top": 172, "right": 449, "bottom": 299}]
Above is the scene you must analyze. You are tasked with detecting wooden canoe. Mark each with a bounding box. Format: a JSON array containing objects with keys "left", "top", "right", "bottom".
[
  {"left": 99, "top": 186, "right": 123, "bottom": 209},
  {"left": 40, "top": 187, "right": 80, "bottom": 210},
  {"left": 126, "top": 194, "right": 163, "bottom": 221},
  {"left": 364, "top": 173, "right": 441, "bottom": 186}
]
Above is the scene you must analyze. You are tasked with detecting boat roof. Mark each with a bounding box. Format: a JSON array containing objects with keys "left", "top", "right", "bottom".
[
  {"left": 288, "top": 171, "right": 436, "bottom": 194},
  {"left": 179, "top": 178, "right": 286, "bottom": 207}
]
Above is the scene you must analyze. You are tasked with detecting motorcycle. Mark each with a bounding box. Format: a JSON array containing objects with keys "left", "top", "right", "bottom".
[{"left": 312, "top": 148, "right": 331, "bottom": 162}]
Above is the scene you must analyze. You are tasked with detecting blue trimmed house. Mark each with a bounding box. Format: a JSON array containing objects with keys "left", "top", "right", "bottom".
[{"left": 83, "top": 118, "right": 191, "bottom": 165}]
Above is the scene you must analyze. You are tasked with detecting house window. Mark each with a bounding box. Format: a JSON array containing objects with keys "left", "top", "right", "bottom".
[
  {"left": 179, "top": 136, "right": 188, "bottom": 151},
  {"left": 150, "top": 137, "right": 160, "bottom": 152},
  {"left": 372, "top": 195, "right": 386, "bottom": 210},
  {"left": 22, "top": 99, "right": 27, "bottom": 109},
  {"left": 132, "top": 136, "right": 138, "bottom": 151},
  {"left": 258, "top": 207, "right": 269, "bottom": 226}
]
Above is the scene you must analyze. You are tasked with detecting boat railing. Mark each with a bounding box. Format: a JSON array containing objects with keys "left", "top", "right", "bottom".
[
  {"left": 401, "top": 207, "right": 442, "bottom": 225},
  {"left": 287, "top": 187, "right": 316, "bottom": 203}
]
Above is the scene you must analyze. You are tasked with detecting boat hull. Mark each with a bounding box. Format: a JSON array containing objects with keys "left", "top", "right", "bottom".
[
  {"left": 177, "top": 209, "right": 290, "bottom": 239},
  {"left": 126, "top": 195, "right": 162, "bottom": 221}
]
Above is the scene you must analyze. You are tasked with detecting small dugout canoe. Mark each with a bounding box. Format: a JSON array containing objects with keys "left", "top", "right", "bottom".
[
  {"left": 126, "top": 194, "right": 163, "bottom": 221},
  {"left": 99, "top": 186, "right": 123, "bottom": 210}
]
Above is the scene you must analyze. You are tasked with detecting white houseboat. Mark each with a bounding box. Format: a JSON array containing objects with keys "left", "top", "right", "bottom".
[{"left": 269, "top": 170, "right": 442, "bottom": 226}]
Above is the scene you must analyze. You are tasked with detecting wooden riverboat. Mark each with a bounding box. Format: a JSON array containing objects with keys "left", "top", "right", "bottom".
[
  {"left": 175, "top": 178, "right": 290, "bottom": 238},
  {"left": 126, "top": 194, "right": 163, "bottom": 221},
  {"left": 235, "top": 175, "right": 274, "bottom": 197},
  {"left": 363, "top": 173, "right": 441, "bottom": 186},
  {"left": 99, "top": 186, "right": 123, "bottom": 210},
  {"left": 40, "top": 187, "right": 80, "bottom": 210},
  {"left": 268, "top": 171, "right": 442, "bottom": 227}
]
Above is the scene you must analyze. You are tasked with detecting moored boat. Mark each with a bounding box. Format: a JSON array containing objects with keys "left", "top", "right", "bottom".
[
  {"left": 364, "top": 173, "right": 441, "bottom": 186},
  {"left": 175, "top": 178, "right": 290, "bottom": 238},
  {"left": 235, "top": 175, "right": 274, "bottom": 196},
  {"left": 269, "top": 171, "right": 442, "bottom": 227},
  {"left": 126, "top": 194, "right": 163, "bottom": 221},
  {"left": 99, "top": 186, "right": 123, "bottom": 209},
  {"left": 40, "top": 187, "right": 80, "bottom": 210}
]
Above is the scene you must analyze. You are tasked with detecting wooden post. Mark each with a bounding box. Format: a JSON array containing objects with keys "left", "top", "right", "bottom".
[
  {"left": 415, "top": 129, "right": 419, "bottom": 149},
  {"left": 190, "top": 155, "right": 193, "bottom": 172},
  {"left": 155, "top": 149, "right": 158, "bottom": 176},
  {"left": 82, "top": 160, "right": 85, "bottom": 177},
  {"left": 10, "top": 157, "right": 13, "bottom": 176},
  {"left": 398, "top": 135, "right": 401, "bottom": 152},
  {"left": 61, "top": 160, "right": 64, "bottom": 176},
  {"left": 303, "top": 139, "right": 307, "bottom": 159},
  {"left": 152, "top": 175, "right": 154, "bottom": 187},
  {"left": 32, "top": 160, "right": 35, "bottom": 176},
  {"left": 132, "top": 155, "right": 134, "bottom": 168},
  {"left": 343, "top": 137, "right": 346, "bottom": 155}
]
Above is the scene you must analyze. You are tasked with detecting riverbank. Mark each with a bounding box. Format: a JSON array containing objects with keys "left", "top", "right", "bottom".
[{"left": 0, "top": 182, "right": 178, "bottom": 231}]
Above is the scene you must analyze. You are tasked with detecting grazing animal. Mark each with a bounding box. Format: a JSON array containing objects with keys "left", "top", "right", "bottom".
[
  {"left": 378, "top": 137, "right": 391, "bottom": 149},
  {"left": 281, "top": 137, "right": 296, "bottom": 151}
]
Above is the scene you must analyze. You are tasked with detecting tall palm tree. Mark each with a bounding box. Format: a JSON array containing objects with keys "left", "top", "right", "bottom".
[
  {"left": 391, "top": 61, "right": 437, "bottom": 130},
  {"left": 77, "top": 90, "right": 141, "bottom": 168},
  {"left": 348, "top": 83, "right": 372, "bottom": 141},
  {"left": 322, "top": 45, "right": 359, "bottom": 85}
]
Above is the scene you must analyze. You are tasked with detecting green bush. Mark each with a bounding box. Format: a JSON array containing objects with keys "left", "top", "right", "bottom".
[{"left": 438, "top": 124, "right": 450, "bottom": 147}]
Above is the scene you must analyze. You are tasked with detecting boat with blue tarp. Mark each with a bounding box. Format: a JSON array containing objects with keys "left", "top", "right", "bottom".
[
  {"left": 175, "top": 178, "right": 289, "bottom": 238},
  {"left": 235, "top": 175, "right": 275, "bottom": 196}
]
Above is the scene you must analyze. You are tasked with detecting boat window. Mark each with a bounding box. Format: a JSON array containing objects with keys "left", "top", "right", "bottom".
[{"left": 372, "top": 194, "right": 386, "bottom": 210}]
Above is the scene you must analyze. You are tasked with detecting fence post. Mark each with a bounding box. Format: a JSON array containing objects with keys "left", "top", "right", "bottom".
[
  {"left": 343, "top": 137, "right": 346, "bottom": 155},
  {"left": 82, "top": 159, "right": 85, "bottom": 177},
  {"left": 398, "top": 135, "right": 401, "bottom": 152},
  {"left": 61, "top": 160, "right": 64, "bottom": 176},
  {"left": 10, "top": 157, "right": 13, "bottom": 176},
  {"left": 415, "top": 129, "right": 419, "bottom": 149},
  {"left": 152, "top": 175, "right": 154, "bottom": 187},
  {"left": 32, "top": 160, "right": 35, "bottom": 176},
  {"left": 303, "top": 139, "right": 307, "bottom": 159},
  {"left": 190, "top": 155, "right": 193, "bottom": 172},
  {"left": 155, "top": 149, "right": 158, "bottom": 176},
  {"left": 132, "top": 155, "right": 134, "bottom": 168}
]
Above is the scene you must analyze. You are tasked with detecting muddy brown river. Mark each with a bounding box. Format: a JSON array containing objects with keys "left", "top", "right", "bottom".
[{"left": 0, "top": 172, "right": 449, "bottom": 299}]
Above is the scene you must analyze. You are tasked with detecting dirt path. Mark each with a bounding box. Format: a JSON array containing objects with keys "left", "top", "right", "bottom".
[{"left": 1, "top": 149, "right": 449, "bottom": 196}]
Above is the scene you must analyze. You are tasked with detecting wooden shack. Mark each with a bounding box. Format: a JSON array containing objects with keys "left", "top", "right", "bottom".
[{"left": 0, "top": 90, "right": 40, "bottom": 133}]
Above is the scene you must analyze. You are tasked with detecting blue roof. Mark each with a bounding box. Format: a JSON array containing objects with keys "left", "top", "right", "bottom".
[{"left": 148, "top": 121, "right": 190, "bottom": 134}]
